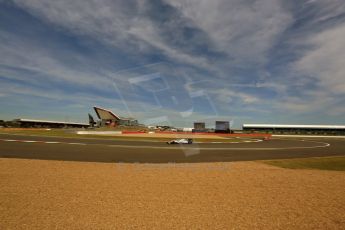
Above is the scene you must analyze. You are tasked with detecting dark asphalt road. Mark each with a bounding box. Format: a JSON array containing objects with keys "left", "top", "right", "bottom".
[{"left": 0, "top": 134, "right": 344, "bottom": 163}]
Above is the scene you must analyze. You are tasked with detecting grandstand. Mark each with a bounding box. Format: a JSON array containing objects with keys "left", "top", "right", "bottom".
[
  {"left": 93, "top": 106, "right": 138, "bottom": 127},
  {"left": 242, "top": 124, "right": 345, "bottom": 135},
  {"left": 13, "top": 118, "right": 89, "bottom": 128}
]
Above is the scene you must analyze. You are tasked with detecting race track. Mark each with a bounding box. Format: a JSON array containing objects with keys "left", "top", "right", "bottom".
[{"left": 0, "top": 134, "right": 344, "bottom": 163}]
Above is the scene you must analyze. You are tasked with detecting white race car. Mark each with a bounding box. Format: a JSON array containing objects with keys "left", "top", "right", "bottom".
[{"left": 166, "top": 138, "right": 193, "bottom": 144}]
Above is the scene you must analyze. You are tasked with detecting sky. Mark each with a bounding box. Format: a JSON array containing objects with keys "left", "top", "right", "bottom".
[{"left": 0, "top": 0, "right": 345, "bottom": 128}]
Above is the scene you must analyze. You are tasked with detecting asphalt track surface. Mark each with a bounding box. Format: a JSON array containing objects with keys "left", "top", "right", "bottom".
[{"left": 0, "top": 133, "right": 344, "bottom": 163}]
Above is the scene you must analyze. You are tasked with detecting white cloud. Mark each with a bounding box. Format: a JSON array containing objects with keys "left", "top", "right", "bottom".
[
  {"left": 164, "top": 0, "right": 292, "bottom": 65},
  {"left": 0, "top": 30, "right": 111, "bottom": 88},
  {"left": 2, "top": 0, "right": 345, "bottom": 123},
  {"left": 213, "top": 89, "right": 260, "bottom": 104},
  {"left": 11, "top": 0, "right": 216, "bottom": 72},
  {"left": 12, "top": 0, "right": 293, "bottom": 74},
  {"left": 295, "top": 24, "right": 345, "bottom": 94},
  {"left": 273, "top": 95, "right": 332, "bottom": 114},
  {"left": 304, "top": 0, "right": 345, "bottom": 24}
]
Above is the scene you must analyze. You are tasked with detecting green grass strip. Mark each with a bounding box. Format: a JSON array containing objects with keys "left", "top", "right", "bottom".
[{"left": 262, "top": 156, "right": 345, "bottom": 171}]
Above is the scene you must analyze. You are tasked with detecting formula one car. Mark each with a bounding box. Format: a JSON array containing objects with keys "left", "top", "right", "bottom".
[{"left": 166, "top": 138, "right": 193, "bottom": 144}]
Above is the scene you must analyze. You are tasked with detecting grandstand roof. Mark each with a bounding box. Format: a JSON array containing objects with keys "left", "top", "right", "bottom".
[
  {"left": 15, "top": 118, "right": 89, "bottom": 126},
  {"left": 242, "top": 124, "right": 345, "bottom": 129},
  {"left": 93, "top": 106, "right": 121, "bottom": 120}
]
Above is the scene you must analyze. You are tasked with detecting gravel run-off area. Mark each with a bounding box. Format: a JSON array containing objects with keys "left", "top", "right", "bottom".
[{"left": 1, "top": 158, "right": 345, "bottom": 229}]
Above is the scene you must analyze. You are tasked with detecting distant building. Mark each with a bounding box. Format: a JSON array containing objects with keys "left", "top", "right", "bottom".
[
  {"left": 194, "top": 122, "right": 205, "bottom": 129},
  {"left": 242, "top": 124, "right": 345, "bottom": 135},
  {"left": 182, "top": 127, "right": 193, "bottom": 132},
  {"left": 215, "top": 121, "right": 230, "bottom": 133},
  {"left": 13, "top": 118, "right": 89, "bottom": 128},
  {"left": 155, "top": 125, "right": 172, "bottom": 131},
  {"left": 193, "top": 122, "right": 207, "bottom": 132},
  {"left": 93, "top": 106, "right": 138, "bottom": 127},
  {"left": 88, "top": 113, "right": 96, "bottom": 127}
]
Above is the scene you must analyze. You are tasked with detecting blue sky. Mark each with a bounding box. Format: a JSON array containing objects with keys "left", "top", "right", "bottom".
[{"left": 1, "top": 0, "right": 345, "bottom": 128}]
